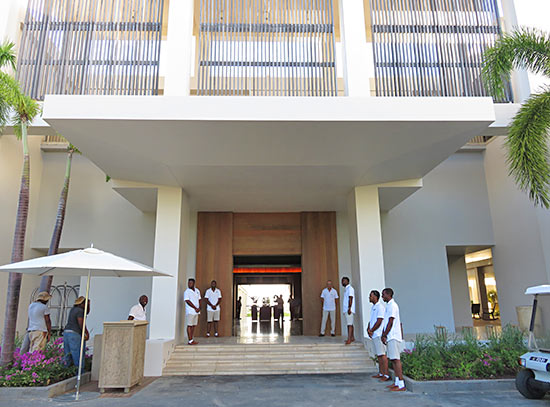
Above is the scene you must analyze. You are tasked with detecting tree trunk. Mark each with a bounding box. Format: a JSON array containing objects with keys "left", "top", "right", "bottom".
[
  {"left": 1, "top": 121, "right": 30, "bottom": 366},
  {"left": 39, "top": 149, "right": 74, "bottom": 293}
]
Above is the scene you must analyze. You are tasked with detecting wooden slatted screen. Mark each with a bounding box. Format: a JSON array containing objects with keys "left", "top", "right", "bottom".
[
  {"left": 369, "top": 0, "right": 513, "bottom": 101},
  {"left": 17, "top": 0, "right": 164, "bottom": 100},
  {"left": 197, "top": 0, "right": 338, "bottom": 96}
]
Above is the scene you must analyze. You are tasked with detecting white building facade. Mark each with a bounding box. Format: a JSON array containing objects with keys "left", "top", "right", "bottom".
[{"left": 1, "top": 0, "right": 550, "bottom": 375}]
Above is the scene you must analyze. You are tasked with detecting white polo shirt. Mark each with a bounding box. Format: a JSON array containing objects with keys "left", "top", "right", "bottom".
[
  {"left": 204, "top": 288, "right": 222, "bottom": 312},
  {"left": 369, "top": 301, "right": 385, "bottom": 338},
  {"left": 184, "top": 288, "right": 201, "bottom": 315},
  {"left": 320, "top": 287, "right": 339, "bottom": 311},
  {"left": 342, "top": 284, "right": 355, "bottom": 314},
  {"left": 128, "top": 303, "right": 147, "bottom": 321},
  {"left": 383, "top": 298, "right": 402, "bottom": 342}
]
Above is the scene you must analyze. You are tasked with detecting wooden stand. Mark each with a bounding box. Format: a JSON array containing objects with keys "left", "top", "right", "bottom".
[{"left": 98, "top": 320, "right": 148, "bottom": 394}]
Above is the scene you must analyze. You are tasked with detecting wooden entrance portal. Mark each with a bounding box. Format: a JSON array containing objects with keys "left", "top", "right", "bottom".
[{"left": 195, "top": 212, "right": 340, "bottom": 337}]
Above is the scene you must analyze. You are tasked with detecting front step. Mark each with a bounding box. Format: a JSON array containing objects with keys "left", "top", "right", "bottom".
[{"left": 163, "top": 342, "right": 376, "bottom": 376}]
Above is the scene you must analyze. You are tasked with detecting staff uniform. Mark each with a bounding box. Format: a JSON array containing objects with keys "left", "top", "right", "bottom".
[
  {"left": 320, "top": 288, "right": 339, "bottom": 335},
  {"left": 382, "top": 298, "right": 403, "bottom": 360},
  {"left": 184, "top": 287, "right": 201, "bottom": 326},
  {"left": 368, "top": 301, "right": 386, "bottom": 356},
  {"left": 205, "top": 288, "right": 222, "bottom": 322},
  {"left": 128, "top": 303, "right": 147, "bottom": 321},
  {"left": 342, "top": 284, "right": 355, "bottom": 326}
]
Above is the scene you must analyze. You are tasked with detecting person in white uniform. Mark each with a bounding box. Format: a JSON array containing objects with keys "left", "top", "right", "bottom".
[
  {"left": 183, "top": 278, "right": 201, "bottom": 345},
  {"left": 204, "top": 280, "right": 222, "bottom": 337},
  {"left": 381, "top": 288, "right": 406, "bottom": 391},
  {"left": 367, "top": 290, "right": 390, "bottom": 381},
  {"left": 128, "top": 295, "right": 148, "bottom": 321},
  {"left": 341, "top": 277, "right": 355, "bottom": 345},
  {"left": 319, "top": 280, "right": 339, "bottom": 336}
]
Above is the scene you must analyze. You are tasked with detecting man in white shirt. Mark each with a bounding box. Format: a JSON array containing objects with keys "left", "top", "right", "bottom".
[
  {"left": 27, "top": 291, "right": 52, "bottom": 352},
  {"left": 183, "top": 278, "right": 201, "bottom": 345},
  {"left": 367, "top": 290, "right": 390, "bottom": 381},
  {"left": 204, "top": 280, "right": 222, "bottom": 337},
  {"left": 341, "top": 277, "right": 355, "bottom": 345},
  {"left": 128, "top": 295, "right": 148, "bottom": 321},
  {"left": 381, "top": 287, "right": 405, "bottom": 391},
  {"left": 319, "top": 280, "right": 339, "bottom": 336}
]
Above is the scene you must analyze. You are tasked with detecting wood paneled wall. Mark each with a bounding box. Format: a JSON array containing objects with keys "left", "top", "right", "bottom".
[
  {"left": 301, "top": 212, "right": 340, "bottom": 336},
  {"left": 195, "top": 212, "right": 233, "bottom": 337},
  {"left": 233, "top": 213, "right": 301, "bottom": 256}
]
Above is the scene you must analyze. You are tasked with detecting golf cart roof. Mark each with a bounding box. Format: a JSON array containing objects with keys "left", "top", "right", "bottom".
[{"left": 525, "top": 285, "right": 550, "bottom": 295}]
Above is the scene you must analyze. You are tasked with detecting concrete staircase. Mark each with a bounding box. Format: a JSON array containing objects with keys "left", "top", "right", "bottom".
[{"left": 163, "top": 342, "right": 376, "bottom": 376}]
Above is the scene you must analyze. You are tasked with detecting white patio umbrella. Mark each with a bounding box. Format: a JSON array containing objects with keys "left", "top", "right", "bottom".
[{"left": 0, "top": 247, "right": 171, "bottom": 401}]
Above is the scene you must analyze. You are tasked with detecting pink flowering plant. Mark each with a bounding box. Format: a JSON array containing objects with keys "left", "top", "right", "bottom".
[
  {"left": 400, "top": 325, "right": 526, "bottom": 380},
  {"left": 0, "top": 336, "right": 91, "bottom": 387}
]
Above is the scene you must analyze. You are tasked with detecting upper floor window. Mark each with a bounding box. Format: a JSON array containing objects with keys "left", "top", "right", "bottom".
[
  {"left": 369, "top": 0, "right": 513, "bottom": 101},
  {"left": 17, "top": 0, "right": 165, "bottom": 100},
  {"left": 195, "top": 0, "right": 339, "bottom": 96}
]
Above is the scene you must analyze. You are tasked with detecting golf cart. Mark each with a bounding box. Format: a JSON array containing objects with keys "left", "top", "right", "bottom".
[{"left": 516, "top": 285, "right": 550, "bottom": 399}]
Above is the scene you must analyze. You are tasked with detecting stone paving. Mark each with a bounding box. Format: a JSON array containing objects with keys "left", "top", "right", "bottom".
[{"left": 1, "top": 374, "right": 548, "bottom": 407}]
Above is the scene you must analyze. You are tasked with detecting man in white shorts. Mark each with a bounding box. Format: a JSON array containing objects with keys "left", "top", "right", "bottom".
[
  {"left": 341, "top": 277, "right": 355, "bottom": 345},
  {"left": 204, "top": 280, "right": 222, "bottom": 337},
  {"left": 381, "top": 288, "right": 405, "bottom": 391},
  {"left": 319, "top": 280, "right": 339, "bottom": 336},
  {"left": 367, "top": 290, "right": 390, "bottom": 381},
  {"left": 183, "top": 278, "right": 201, "bottom": 345}
]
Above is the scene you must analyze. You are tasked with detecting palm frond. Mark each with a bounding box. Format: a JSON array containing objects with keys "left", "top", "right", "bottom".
[
  {"left": 11, "top": 94, "right": 41, "bottom": 139},
  {"left": 505, "top": 88, "right": 550, "bottom": 208},
  {"left": 482, "top": 28, "right": 550, "bottom": 99},
  {"left": 0, "top": 41, "right": 17, "bottom": 71},
  {"left": 0, "top": 71, "right": 22, "bottom": 131}
]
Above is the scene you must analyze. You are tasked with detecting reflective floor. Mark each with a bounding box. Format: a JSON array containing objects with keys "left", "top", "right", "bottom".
[{"left": 232, "top": 316, "right": 303, "bottom": 343}]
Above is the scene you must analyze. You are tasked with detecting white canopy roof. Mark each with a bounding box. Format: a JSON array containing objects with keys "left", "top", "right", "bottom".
[
  {"left": 0, "top": 247, "right": 170, "bottom": 277},
  {"left": 525, "top": 285, "right": 550, "bottom": 295}
]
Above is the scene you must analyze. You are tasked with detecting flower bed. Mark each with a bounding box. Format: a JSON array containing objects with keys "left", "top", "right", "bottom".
[
  {"left": 0, "top": 337, "right": 91, "bottom": 387},
  {"left": 401, "top": 325, "right": 526, "bottom": 381}
]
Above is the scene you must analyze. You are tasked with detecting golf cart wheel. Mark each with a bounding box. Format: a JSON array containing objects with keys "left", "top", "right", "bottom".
[{"left": 516, "top": 369, "right": 546, "bottom": 399}]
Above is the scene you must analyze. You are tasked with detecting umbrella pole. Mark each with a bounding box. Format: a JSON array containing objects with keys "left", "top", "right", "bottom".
[{"left": 75, "top": 269, "right": 91, "bottom": 401}]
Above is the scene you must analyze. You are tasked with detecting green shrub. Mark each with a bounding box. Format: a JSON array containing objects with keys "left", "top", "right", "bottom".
[{"left": 401, "top": 325, "right": 526, "bottom": 380}]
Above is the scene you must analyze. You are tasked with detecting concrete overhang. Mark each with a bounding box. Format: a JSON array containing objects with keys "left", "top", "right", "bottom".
[{"left": 42, "top": 95, "right": 497, "bottom": 211}]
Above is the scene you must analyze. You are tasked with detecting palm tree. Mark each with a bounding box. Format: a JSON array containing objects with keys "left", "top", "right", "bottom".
[
  {"left": 482, "top": 28, "right": 550, "bottom": 208},
  {"left": 39, "top": 143, "right": 80, "bottom": 293},
  {"left": 0, "top": 41, "right": 18, "bottom": 131},
  {"left": 0, "top": 92, "right": 40, "bottom": 366}
]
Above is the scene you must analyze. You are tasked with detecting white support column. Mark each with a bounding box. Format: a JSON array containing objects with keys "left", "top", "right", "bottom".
[
  {"left": 348, "top": 186, "right": 386, "bottom": 337},
  {"left": 163, "top": 0, "right": 194, "bottom": 95},
  {"left": 338, "top": 0, "right": 372, "bottom": 97},
  {"left": 149, "top": 187, "right": 190, "bottom": 340}
]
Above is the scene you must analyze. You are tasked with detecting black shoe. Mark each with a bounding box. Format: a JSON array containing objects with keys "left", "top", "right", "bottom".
[
  {"left": 331, "top": 334, "right": 335, "bottom": 337},
  {"left": 319, "top": 334, "right": 325, "bottom": 337}
]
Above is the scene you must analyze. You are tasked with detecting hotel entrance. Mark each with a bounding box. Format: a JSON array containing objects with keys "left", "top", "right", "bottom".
[{"left": 233, "top": 255, "right": 303, "bottom": 338}]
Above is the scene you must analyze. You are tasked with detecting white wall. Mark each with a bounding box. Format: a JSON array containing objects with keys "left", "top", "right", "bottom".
[
  {"left": 484, "top": 137, "right": 550, "bottom": 325},
  {"left": 381, "top": 152, "right": 495, "bottom": 334}
]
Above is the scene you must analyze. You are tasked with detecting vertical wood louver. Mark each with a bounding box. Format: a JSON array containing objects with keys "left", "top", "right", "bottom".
[
  {"left": 17, "top": 0, "right": 164, "bottom": 100},
  {"left": 369, "top": 0, "right": 513, "bottom": 101},
  {"left": 196, "top": 0, "right": 338, "bottom": 96}
]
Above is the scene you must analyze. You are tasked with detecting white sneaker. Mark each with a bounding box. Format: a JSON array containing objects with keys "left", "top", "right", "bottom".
[{"left": 206, "top": 333, "right": 210, "bottom": 337}]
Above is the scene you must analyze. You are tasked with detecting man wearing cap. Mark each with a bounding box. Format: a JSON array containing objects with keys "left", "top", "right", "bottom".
[
  {"left": 128, "top": 295, "right": 148, "bottom": 321},
  {"left": 27, "top": 291, "right": 52, "bottom": 352},
  {"left": 63, "top": 296, "right": 90, "bottom": 374}
]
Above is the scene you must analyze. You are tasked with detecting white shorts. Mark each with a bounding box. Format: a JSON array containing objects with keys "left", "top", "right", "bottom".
[
  {"left": 207, "top": 309, "right": 220, "bottom": 322},
  {"left": 370, "top": 336, "right": 386, "bottom": 357},
  {"left": 387, "top": 339, "right": 402, "bottom": 360},
  {"left": 344, "top": 312, "right": 354, "bottom": 326},
  {"left": 186, "top": 314, "right": 199, "bottom": 326}
]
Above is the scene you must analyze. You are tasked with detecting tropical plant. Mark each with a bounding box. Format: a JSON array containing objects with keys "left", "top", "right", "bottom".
[
  {"left": 482, "top": 28, "right": 550, "bottom": 208},
  {"left": 39, "top": 143, "right": 81, "bottom": 293},
  {"left": 0, "top": 60, "right": 41, "bottom": 366},
  {"left": 0, "top": 41, "right": 19, "bottom": 132}
]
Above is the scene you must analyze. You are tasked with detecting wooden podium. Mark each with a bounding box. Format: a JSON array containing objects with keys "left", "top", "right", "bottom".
[{"left": 99, "top": 320, "right": 148, "bottom": 393}]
